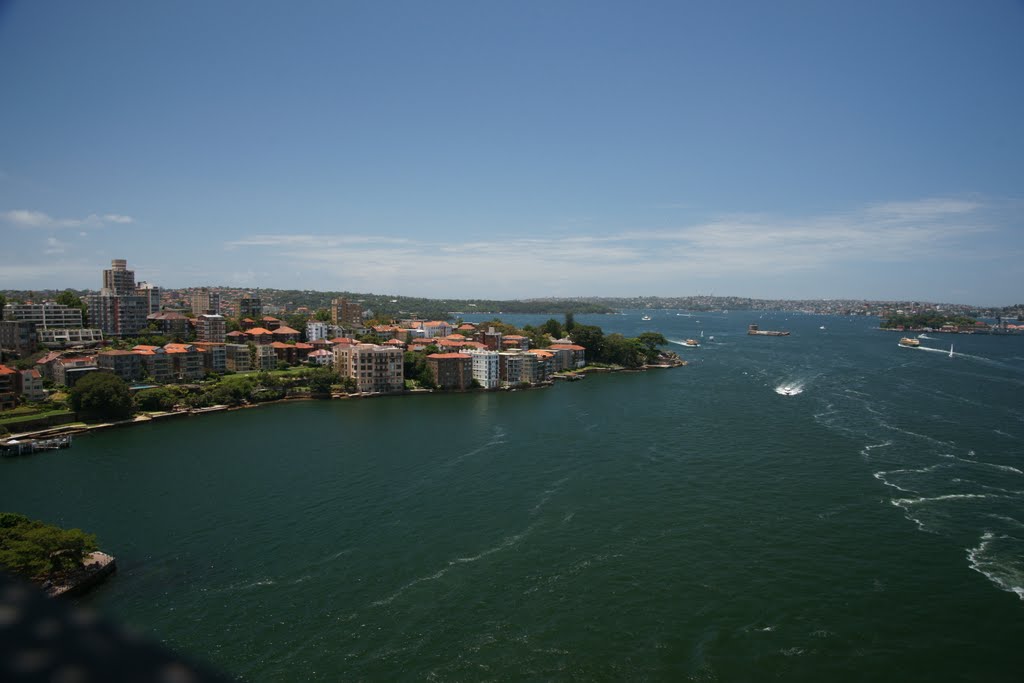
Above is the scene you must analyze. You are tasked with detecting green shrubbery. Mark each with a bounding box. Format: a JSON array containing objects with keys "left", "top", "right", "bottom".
[{"left": 0, "top": 513, "right": 98, "bottom": 579}]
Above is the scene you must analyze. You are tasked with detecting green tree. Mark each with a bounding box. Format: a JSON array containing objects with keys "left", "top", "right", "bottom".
[
  {"left": 306, "top": 367, "right": 337, "bottom": 395},
  {"left": 0, "top": 513, "right": 98, "bottom": 579},
  {"left": 69, "top": 372, "right": 134, "bottom": 421},
  {"left": 0, "top": 293, "right": 6, "bottom": 310},
  {"left": 314, "top": 309, "right": 332, "bottom": 322},
  {"left": 564, "top": 311, "right": 575, "bottom": 332},
  {"left": 135, "top": 387, "right": 176, "bottom": 411},
  {"left": 542, "top": 318, "right": 564, "bottom": 338},
  {"left": 55, "top": 289, "right": 85, "bottom": 313},
  {"left": 568, "top": 324, "right": 604, "bottom": 364}
]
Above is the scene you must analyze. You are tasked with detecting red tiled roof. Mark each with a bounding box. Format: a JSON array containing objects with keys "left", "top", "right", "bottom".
[
  {"left": 329, "top": 337, "right": 355, "bottom": 344},
  {"left": 0, "top": 365, "right": 16, "bottom": 375},
  {"left": 247, "top": 327, "right": 273, "bottom": 335},
  {"left": 273, "top": 326, "right": 300, "bottom": 335},
  {"left": 549, "top": 344, "right": 586, "bottom": 351},
  {"left": 427, "top": 353, "right": 471, "bottom": 359}
]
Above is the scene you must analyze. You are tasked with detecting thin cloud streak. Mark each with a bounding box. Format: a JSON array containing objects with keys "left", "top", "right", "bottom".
[
  {"left": 224, "top": 196, "right": 998, "bottom": 295},
  {"left": 2, "top": 209, "right": 135, "bottom": 229}
]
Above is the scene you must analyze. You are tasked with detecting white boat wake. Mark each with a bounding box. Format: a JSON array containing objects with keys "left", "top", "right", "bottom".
[{"left": 775, "top": 382, "right": 805, "bottom": 396}]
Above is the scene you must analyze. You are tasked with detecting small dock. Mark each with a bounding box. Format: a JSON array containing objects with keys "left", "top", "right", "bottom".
[{"left": 0, "top": 434, "right": 73, "bottom": 457}]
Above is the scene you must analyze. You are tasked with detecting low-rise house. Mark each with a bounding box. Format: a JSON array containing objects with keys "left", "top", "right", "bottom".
[
  {"left": 259, "top": 316, "right": 282, "bottom": 331},
  {"left": 54, "top": 356, "right": 99, "bottom": 387},
  {"left": 426, "top": 353, "right": 473, "bottom": 390},
  {"left": 34, "top": 351, "right": 63, "bottom": 381},
  {"left": 246, "top": 327, "right": 274, "bottom": 345},
  {"left": 307, "top": 349, "right": 334, "bottom": 366},
  {"left": 15, "top": 368, "right": 46, "bottom": 402},
  {"left": 272, "top": 326, "right": 301, "bottom": 343}
]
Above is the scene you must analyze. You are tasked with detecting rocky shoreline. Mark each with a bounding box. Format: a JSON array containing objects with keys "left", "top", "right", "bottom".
[{"left": 41, "top": 551, "right": 117, "bottom": 599}]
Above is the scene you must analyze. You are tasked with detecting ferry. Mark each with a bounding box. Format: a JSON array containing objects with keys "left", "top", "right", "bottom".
[
  {"left": 683, "top": 339, "right": 700, "bottom": 347},
  {"left": 747, "top": 324, "right": 789, "bottom": 336},
  {"left": 898, "top": 337, "right": 920, "bottom": 347}
]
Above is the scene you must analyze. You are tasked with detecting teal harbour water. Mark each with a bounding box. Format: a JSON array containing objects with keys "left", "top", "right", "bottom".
[{"left": 2, "top": 312, "right": 1023, "bottom": 681}]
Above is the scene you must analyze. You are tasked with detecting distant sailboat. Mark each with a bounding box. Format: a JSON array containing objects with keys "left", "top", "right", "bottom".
[{"left": 949, "top": 344, "right": 954, "bottom": 358}]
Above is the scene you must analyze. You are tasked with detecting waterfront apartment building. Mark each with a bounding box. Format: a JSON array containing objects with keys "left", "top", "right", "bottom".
[
  {"left": 96, "top": 350, "right": 144, "bottom": 383},
  {"left": 224, "top": 343, "right": 252, "bottom": 373},
  {"left": 426, "top": 353, "right": 473, "bottom": 390},
  {"left": 467, "top": 349, "right": 500, "bottom": 389},
  {"left": 3, "top": 302, "right": 84, "bottom": 329},
  {"left": 334, "top": 343, "right": 404, "bottom": 393},
  {"left": 192, "top": 342, "right": 227, "bottom": 374},
  {"left": 164, "top": 343, "right": 205, "bottom": 381},
  {"left": 196, "top": 314, "right": 227, "bottom": 343},
  {"left": 132, "top": 346, "right": 174, "bottom": 383}
]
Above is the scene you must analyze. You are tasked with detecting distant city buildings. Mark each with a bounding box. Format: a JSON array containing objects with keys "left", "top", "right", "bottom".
[
  {"left": 86, "top": 259, "right": 152, "bottom": 338},
  {"left": 331, "top": 298, "right": 364, "bottom": 327},
  {"left": 3, "top": 302, "right": 83, "bottom": 329},
  {"left": 191, "top": 288, "right": 221, "bottom": 316}
]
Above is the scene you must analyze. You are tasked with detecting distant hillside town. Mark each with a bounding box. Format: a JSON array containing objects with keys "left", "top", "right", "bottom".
[{"left": 2, "top": 259, "right": 690, "bottom": 419}]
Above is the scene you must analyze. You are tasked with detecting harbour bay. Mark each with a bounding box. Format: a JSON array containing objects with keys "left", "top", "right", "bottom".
[{"left": 2, "top": 312, "right": 1023, "bottom": 680}]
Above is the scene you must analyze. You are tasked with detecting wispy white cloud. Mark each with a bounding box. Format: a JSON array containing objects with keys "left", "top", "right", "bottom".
[
  {"left": 218, "top": 196, "right": 1010, "bottom": 297},
  {"left": 44, "top": 237, "right": 71, "bottom": 254},
  {"left": 2, "top": 209, "right": 135, "bottom": 229}
]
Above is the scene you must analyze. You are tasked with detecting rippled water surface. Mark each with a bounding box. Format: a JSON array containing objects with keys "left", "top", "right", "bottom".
[{"left": 3, "top": 312, "right": 1022, "bottom": 680}]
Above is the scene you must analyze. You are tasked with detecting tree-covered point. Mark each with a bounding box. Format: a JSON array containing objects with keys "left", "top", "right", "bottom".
[
  {"left": 69, "top": 372, "right": 134, "bottom": 421},
  {"left": 881, "top": 313, "right": 978, "bottom": 329},
  {"left": 0, "top": 512, "right": 98, "bottom": 580}
]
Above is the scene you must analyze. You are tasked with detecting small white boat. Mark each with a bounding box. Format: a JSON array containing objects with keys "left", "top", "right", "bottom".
[
  {"left": 641, "top": 315, "right": 651, "bottom": 321},
  {"left": 949, "top": 344, "right": 954, "bottom": 358}
]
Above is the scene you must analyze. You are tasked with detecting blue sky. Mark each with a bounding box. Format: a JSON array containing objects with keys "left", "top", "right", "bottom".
[{"left": 1, "top": 1, "right": 1021, "bottom": 305}]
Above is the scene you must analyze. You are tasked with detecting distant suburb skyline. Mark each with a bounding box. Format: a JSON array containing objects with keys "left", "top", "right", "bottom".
[{"left": 1, "top": 1, "right": 1022, "bottom": 306}]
